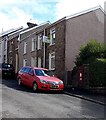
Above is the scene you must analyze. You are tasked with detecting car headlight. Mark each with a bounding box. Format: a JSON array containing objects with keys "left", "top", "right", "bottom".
[
  {"left": 40, "top": 79, "right": 47, "bottom": 84},
  {"left": 59, "top": 81, "right": 63, "bottom": 84}
]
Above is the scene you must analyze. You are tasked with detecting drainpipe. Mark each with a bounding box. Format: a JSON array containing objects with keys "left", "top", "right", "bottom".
[{"left": 43, "top": 29, "right": 46, "bottom": 68}]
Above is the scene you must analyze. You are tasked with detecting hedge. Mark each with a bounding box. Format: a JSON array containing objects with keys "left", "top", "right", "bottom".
[{"left": 89, "top": 58, "right": 106, "bottom": 87}]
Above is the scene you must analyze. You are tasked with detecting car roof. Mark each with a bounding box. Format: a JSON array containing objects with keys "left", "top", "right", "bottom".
[
  {"left": 22, "top": 66, "right": 48, "bottom": 71},
  {"left": 34, "top": 67, "right": 48, "bottom": 71}
]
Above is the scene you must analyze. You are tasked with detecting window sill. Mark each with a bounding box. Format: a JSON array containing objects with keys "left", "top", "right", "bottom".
[
  {"left": 49, "top": 43, "right": 55, "bottom": 46},
  {"left": 31, "top": 50, "right": 36, "bottom": 52},
  {"left": 49, "top": 68, "right": 55, "bottom": 71},
  {"left": 9, "top": 51, "right": 12, "bottom": 53},
  {"left": 15, "top": 47, "right": 19, "bottom": 51},
  {"left": 23, "top": 53, "right": 27, "bottom": 55},
  {"left": 37, "top": 48, "right": 42, "bottom": 50}
]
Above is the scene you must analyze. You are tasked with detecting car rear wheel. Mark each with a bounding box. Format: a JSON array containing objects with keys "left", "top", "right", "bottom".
[
  {"left": 18, "top": 78, "right": 22, "bottom": 86},
  {"left": 33, "top": 82, "right": 38, "bottom": 92}
]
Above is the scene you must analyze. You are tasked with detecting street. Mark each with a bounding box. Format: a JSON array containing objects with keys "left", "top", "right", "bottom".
[{"left": 0, "top": 78, "right": 105, "bottom": 118}]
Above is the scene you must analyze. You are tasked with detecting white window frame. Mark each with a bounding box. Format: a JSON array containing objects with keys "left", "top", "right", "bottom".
[
  {"left": 32, "top": 37, "right": 36, "bottom": 51},
  {"left": 0, "top": 42, "right": 1, "bottom": 55},
  {"left": 38, "top": 57, "right": 41, "bottom": 68},
  {"left": 23, "top": 59, "right": 27, "bottom": 66},
  {"left": 37, "top": 34, "right": 42, "bottom": 50},
  {"left": 23, "top": 42, "right": 27, "bottom": 54},
  {"left": 49, "top": 52, "right": 55, "bottom": 70},
  {"left": 50, "top": 28, "right": 55, "bottom": 45},
  {"left": 4, "top": 39, "right": 7, "bottom": 50}
]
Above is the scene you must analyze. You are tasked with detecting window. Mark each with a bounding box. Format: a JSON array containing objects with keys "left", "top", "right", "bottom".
[
  {"left": 31, "top": 57, "right": 36, "bottom": 67},
  {"left": 29, "top": 68, "right": 34, "bottom": 75},
  {"left": 37, "top": 34, "right": 42, "bottom": 50},
  {"left": 49, "top": 52, "right": 55, "bottom": 70},
  {"left": 4, "top": 39, "right": 6, "bottom": 50},
  {"left": 3, "top": 55, "right": 6, "bottom": 63},
  {"left": 9, "top": 56, "right": 12, "bottom": 64},
  {"left": 35, "top": 69, "right": 44, "bottom": 76},
  {"left": 24, "top": 67, "right": 30, "bottom": 73},
  {"left": 38, "top": 57, "right": 41, "bottom": 68},
  {"left": 35, "top": 69, "right": 48, "bottom": 76},
  {"left": 0, "top": 42, "right": 1, "bottom": 55},
  {"left": 9, "top": 41, "right": 12, "bottom": 53},
  {"left": 50, "top": 28, "right": 55, "bottom": 45},
  {"left": 23, "top": 42, "right": 27, "bottom": 54},
  {"left": 20, "top": 67, "right": 26, "bottom": 72},
  {"left": 35, "top": 69, "right": 54, "bottom": 76},
  {"left": 32, "top": 37, "right": 36, "bottom": 51},
  {"left": 23, "top": 59, "right": 27, "bottom": 66}
]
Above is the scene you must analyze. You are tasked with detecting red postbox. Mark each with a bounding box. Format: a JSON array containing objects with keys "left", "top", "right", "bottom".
[{"left": 79, "top": 69, "right": 83, "bottom": 81}]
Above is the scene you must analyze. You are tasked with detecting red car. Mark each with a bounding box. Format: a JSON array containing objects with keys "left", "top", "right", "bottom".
[{"left": 17, "top": 66, "right": 64, "bottom": 92}]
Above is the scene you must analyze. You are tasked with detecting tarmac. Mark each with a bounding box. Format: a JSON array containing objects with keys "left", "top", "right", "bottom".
[{"left": 63, "top": 87, "right": 105, "bottom": 106}]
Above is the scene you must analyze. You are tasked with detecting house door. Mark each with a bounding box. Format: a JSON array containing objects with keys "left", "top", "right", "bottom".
[{"left": 15, "top": 53, "right": 18, "bottom": 73}]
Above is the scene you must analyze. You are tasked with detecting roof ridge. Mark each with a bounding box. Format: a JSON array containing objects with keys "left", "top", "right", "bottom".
[
  {"left": 66, "top": 5, "right": 104, "bottom": 20},
  {"left": 20, "top": 21, "right": 51, "bottom": 35},
  {"left": 0, "top": 26, "right": 23, "bottom": 37}
]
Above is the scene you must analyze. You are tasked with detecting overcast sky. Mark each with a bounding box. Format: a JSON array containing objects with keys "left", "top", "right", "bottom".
[{"left": 0, "top": 0, "right": 105, "bottom": 33}]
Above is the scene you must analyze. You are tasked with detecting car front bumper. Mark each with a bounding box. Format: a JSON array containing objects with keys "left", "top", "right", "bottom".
[{"left": 38, "top": 83, "right": 64, "bottom": 91}]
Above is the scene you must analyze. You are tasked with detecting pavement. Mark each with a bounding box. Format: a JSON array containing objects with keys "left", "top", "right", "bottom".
[{"left": 63, "top": 87, "right": 106, "bottom": 106}]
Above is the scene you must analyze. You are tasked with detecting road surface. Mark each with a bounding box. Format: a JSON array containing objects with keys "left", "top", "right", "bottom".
[{"left": 0, "top": 79, "right": 105, "bottom": 118}]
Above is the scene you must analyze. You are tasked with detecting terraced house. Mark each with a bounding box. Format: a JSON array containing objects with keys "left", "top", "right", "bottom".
[
  {"left": 7, "top": 28, "right": 27, "bottom": 74},
  {"left": 19, "top": 22, "right": 50, "bottom": 70},
  {"left": 7, "top": 22, "right": 38, "bottom": 74},
  {"left": 0, "top": 27, "right": 23, "bottom": 64},
  {"left": 19, "top": 6, "right": 105, "bottom": 85}
]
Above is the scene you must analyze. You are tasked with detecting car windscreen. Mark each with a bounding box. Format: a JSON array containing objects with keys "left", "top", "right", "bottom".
[
  {"left": 2, "top": 64, "right": 13, "bottom": 68},
  {"left": 35, "top": 69, "right": 49, "bottom": 76},
  {"left": 35, "top": 69, "right": 54, "bottom": 76},
  {"left": 44, "top": 70, "right": 54, "bottom": 76}
]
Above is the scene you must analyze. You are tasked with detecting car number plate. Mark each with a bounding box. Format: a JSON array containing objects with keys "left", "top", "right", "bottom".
[{"left": 50, "top": 85, "right": 59, "bottom": 88}]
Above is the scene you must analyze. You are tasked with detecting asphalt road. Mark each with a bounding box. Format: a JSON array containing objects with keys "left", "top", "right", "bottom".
[{"left": 0, "top": 78, "right": 105, "bottom": 118}]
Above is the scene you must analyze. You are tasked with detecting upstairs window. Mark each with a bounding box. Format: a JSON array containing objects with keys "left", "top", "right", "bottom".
[
  {"left": 0, "top": 42, "right": 1, "bottom": 55},
  {"left": 50, "top": 28, "right": 55, "bottom": 45},
  {"left": 23, "top": 42, "right": 27, "bottom": 54},
  {"left": 32, "top": 37, "right": 36, "bottom": 51},
  {"left": 37, "top": 34, "right": 42, "bottom": 50},
  {"left": 4, "top": 39, "right": 6, "bottom": 50}
]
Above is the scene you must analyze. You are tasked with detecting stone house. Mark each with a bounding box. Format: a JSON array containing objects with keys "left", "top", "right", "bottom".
[
  {"left": 0, "top": 27, "right": 23, "bottom": 64},
  {"left": 7, "top": 22, "right": 38, "bottom": 74},
  {"left": 19, "top": 22, "right": 50, "bottom": 70},
  {"left": 7, "top": 28, "right": 27, "bottom": 73}
]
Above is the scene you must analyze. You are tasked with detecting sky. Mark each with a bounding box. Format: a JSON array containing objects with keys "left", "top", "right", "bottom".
[{"left": 0, "top": 0, "right": 106, "bottom": 33}]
